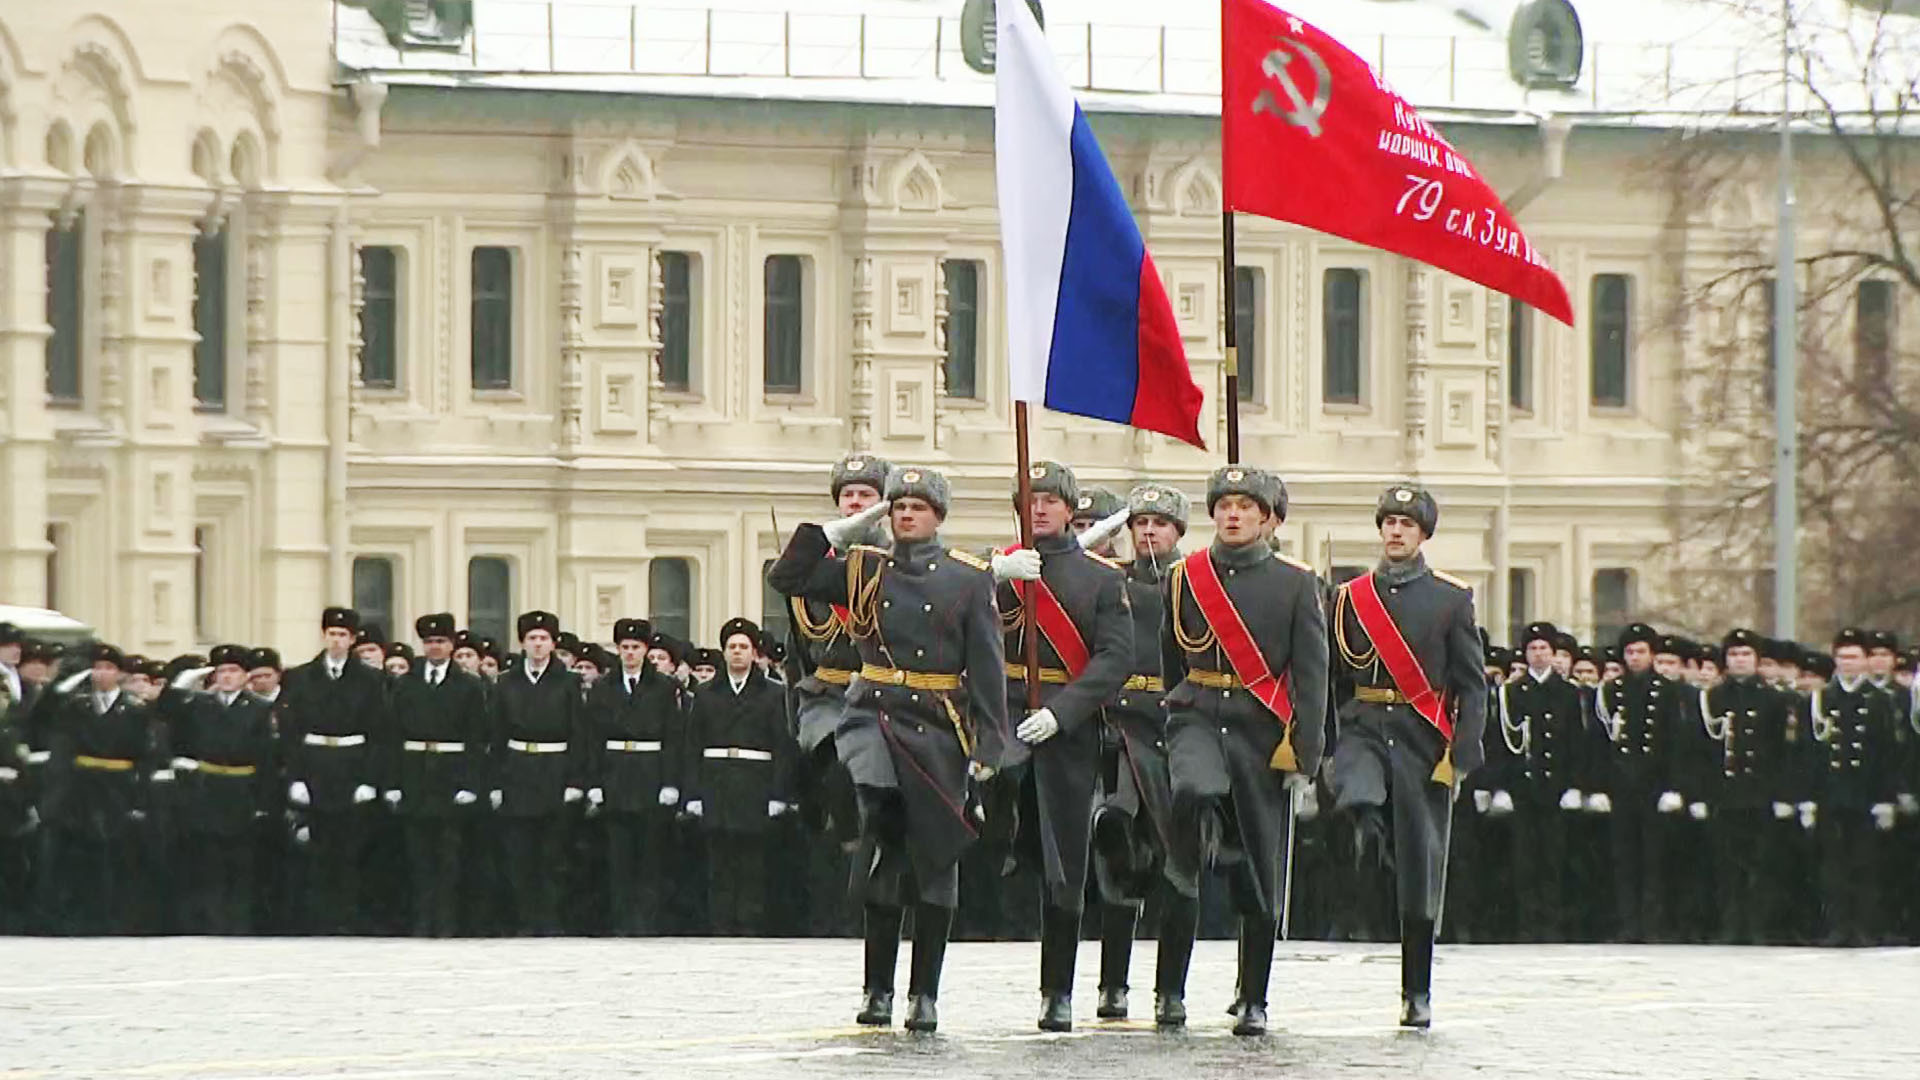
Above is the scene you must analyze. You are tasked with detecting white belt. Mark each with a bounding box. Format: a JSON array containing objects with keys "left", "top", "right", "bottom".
[
  {"left": 304, "top": 733, "right": 367, "bottom": 748},
  {"left": 702, "top": 747, "right": 774, "bottom": 762},
  {"left": 507, "top": 739, "right": 568, "bottom": 754},
  {"left": 404, "top": 740, "right": 466, "bottom": 753},
  {"left": 605, "top": 740, "right": 663, "bottom": 752}
]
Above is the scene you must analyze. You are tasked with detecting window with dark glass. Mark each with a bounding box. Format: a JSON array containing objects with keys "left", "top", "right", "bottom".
[
  {"left": 1857, "top": 279, "right": 1894, "bottom": 385},
  {"left": 354, "top": 556, "right": 396, "bottom": 641},
  {"left": 193, "top": 227, "right": 229, "bottom": 409},
  {"left": 471, "top": 246, "right": 514, "bottom": 391},
  {"left": 944, "top": 259, "right": 980, "bottom": 399},
  {"left": 45, "top": 524, "right": 64, "bottom": 611},
  {"left": 46, "top": 212, "right": 84, "bottom": 404},
  {"left": 193, "top": 527, "right": 212, "bottom": 640},
  {"left": 1508, "top": 296, "right": 1532, "bottom": 412},
  {"left": 1323, "top": 268, "right": 1364, "bottom": 405},
  {"left": 1590, "top": 273, "right": 1631, "bottom": 408},
  {"left": 360, "top": 246, "right": 399, "bottom": 389},
  {"left": 760, "top": 559, "right": 791, "bottom": 650},
  {"left": 1235, "top": 266, "right": 1262, "bottom": 403},
  {"left": 1592, "top": 567, "right": 1635, "bottom": 647},
  {"left": 661, "top": 250, "right": 693, "bottom": 392},
  {"left": 650, "top": 558, "right": 693, "bottom": 641},
  {"left": 763, "top": 255, "right": 805, "bottom": 394},
  {"left": 1507, "top": 568, "right": 1533, "bottom": 649},
  {"left": 466, "top": 556, "right": 511, "bottom": 645}
]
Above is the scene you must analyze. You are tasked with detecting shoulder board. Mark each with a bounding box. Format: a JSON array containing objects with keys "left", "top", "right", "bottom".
[
  {"left": 1084, "top": 551, "right": 1125, "bottom": 572},
  {"left": 946, "top": 548, "right": 990, "bottom": 572},
  {"left": 1431, "top": 569, "right": 1472, "bottom": 591},
  {"left": 850, "top": 544, "right": 889, "bottom": 557},
  {"left": 1273, "top": 553, "right": 1315, "bottom": 574}
]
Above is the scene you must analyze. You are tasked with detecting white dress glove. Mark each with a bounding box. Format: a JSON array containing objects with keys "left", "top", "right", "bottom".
[
  {"left": 1559, "top": 789, "right": 1583, "bottom": 811},
  {"left": 967, "top": 762, "right": 996, "bottom": 783},
  {"left": 1871, "top": 803, "right": 1897, "bottom": 830},
  {"left": 1016, "top": 708, "right": 1061, "bottom": 745},
  {"left": 454, "top": 790, "right": 478, "bottom": 806},
  {"left": 1490, "top": 790, "right": 1516, "bottom": 816},
  {"left": 1283, "top": 772, "right": 1313, "bottom": 813},
  {"left": 0, "top": 766, "right": 17, "bottom": 783},
  {"left": 1687, "top": 801, "right": 1708, "bottom": 821},
  {"left": 25, "top": 750, "right": 51, "bottom": 766},
  {"left": 490, "top": 789, "right": 504, "bottom": 810},
  {"left": 768, "top": 799, "right": 789, "bottom": 818},
  {"left": 352, "top": 784, "right": 377, "bottom": 804},
  {"left": 823, "top": 500, "right": 892, "bottom": 550},
  {"left": 1772, "top": 801, "right": 1794, "bottom": 820},
  {"left": 685, "top": 799, "right": 704, "bottom": 817},
  {"left": 294, "top": 825, "right": 311, "bottom": 845},
  {"left": 1076, "top": 508, "right": 1131, "bottom": 552},
  {"left": 151, "top": 769, "right": 176, "bottom": 783},
  {"left": 1798, "top": 802, "right": 1816, "bottom": 830},
  {"left": 171, "top": 757, "right": 202, "bottom": 773},
  {"left": 658, "top": 786, "right": 681, "bottom": 807},
  {"left": 288, "top": 781, "right": 311, "bottom": 807},
  {"left": 1585, "top": 793, "right": 1612, "bottom": 814},
  {"left": 587, "top": 787, "right": 605, "bottom": 807},
  {"left": 563, "top": 786, "right": 584, "bottom": 804},
  {"left": 1898, "top": 793, "right": 1919, "bottom": 816},
  {"left": 991, "top": 548, "right": 1043, "bottom": 583},
  {"left": 1472, "top": 789, "right": 1492, "bottom": 814},
  {"left": 1656, "top": 790, "right": 1684, "bottom": 814},
  {"left": 384, "top": 789, "right": 403, "bottom": 807}
]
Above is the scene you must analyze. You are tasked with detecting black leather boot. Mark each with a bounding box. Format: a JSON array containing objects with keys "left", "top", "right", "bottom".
[
  {"left": 905, "top": 903, "right": 951, "bottom": 1033},
  {"left": 1153, "top": 894, "right": 1198, "bottom": 1029},
  {"left": 1400, "top": 917, "right": 1435, "bottom": 1028},
  {"left": 1037, "top": 905, "right": 1078, "bottom": 1032},
  {"left": 1231, "top": 918, "right": 1277, "bottom": 1037},
  {"left": 1097, "top": 904, "right": 1136, "bottom": 1018},
  {"left": 857, "top": 904, "right": 902, "bottom": 1026}
]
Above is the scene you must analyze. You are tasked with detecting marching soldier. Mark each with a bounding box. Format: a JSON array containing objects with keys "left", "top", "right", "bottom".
[
  {"left": 995, "top": 460, "right": 1132, "bottom": 1033},
  {"left": 768, "top": 465, "right": 1023, "bottom": 1033},
  {"left": 685, "top": 618, "right": 795, "bottom": 935},
  {"left": 490, "top": 610, "right": 588, "bottom": 935},
  {"left": 1592, "top": 622, "right": 1683, "bottom": 943},
  {"left": 1159, "top": 466, "right": 1328, "bottom": 1035},
  {"left": 390, "top": 613, "right": 489, "bottom": 937},
  {"left": 1069, "top": 486, "right": 1127, "bottom": 557},
  {"left": 1500, "top": 622, "right": 1587, "bottom": 942},
  {"left": 1809, "top": 628, "right": 1899, "bottom": 945},
  {"left": 280, "top": 608, "right": 393, "bottom": 934},
  {"left": 587, "top": 618, "right": 684, "bottom": 935},
  {"left": 1088, "top": 483, "right": 1185, "bottom": 1020},
  {"left": 1328, "top": 483, "right": 1485, "bottom": 1028},
  {"left": 1701, "top": 628, "right": 1792, "bottom": 943},
  {"left": 161, "top": 644, "right": 276, "bottom": 934}
]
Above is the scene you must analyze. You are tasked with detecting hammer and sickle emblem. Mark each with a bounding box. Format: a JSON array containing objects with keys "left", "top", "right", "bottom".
[{"left": 1252, "top": 38, "right": 1332, "bottom": 138}]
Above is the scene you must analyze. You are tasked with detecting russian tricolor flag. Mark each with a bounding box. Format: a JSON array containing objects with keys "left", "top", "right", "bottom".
[{"left": 994, "top": 2, "right": 1207, "bottom": 449}]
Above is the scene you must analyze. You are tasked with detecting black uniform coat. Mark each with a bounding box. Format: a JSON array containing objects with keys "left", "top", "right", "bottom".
[
  {"left": 490, "top": 661, "right": 587, "bottom": 819},
  {"left": 1095, "top": 553, "right": 1179, "bottom": 898},
  {"left": 1162, "top": 539, "right": 1330, "bottom": 917},
  {"left": 999, "top": 532, "right": 1131, "bottom": 911},
  {"left": 1808, "top": 678, "right": 1897, "bottom": 813},
  {"left": 768, "top": 525, "right": 1023, "bottom": 902},
  {"left": 391, "top": 662, "right": 490, "bottom": 819},
  {"left": 1500, "top": 670, "right": 1587, "bottom": 800},
  {"left": 168, "top": 690, "right": 276, "bottom": 835},
  {"left": 281, "top": 656, "right": 393, "bottom": 813},
  {"left": 585, "top": 664, "right": 686, "bottom": 814},
  {"left": 1594, "top": 669, "right": 1684, "bottom": 802},
  {"left": 1702, "top": 676, "right": 1792, "bottom": 810},
  {"left": 1328, "top": 552, "right": 1485, "bottom": 922},
  {"left": 42, "top": 688, "right": 156, "bottom": 840},
  {"left": 687, "top": 668, "right": 793, "bottom": 834}
]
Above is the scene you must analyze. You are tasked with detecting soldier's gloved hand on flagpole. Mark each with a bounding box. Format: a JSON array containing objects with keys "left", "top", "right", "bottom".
[
  {"left": 823, "top": 500, "right": 891, "bottom": 550},
  {"left": 288, "top": 781, "right": 311, "bottom": 807},
  {"left": 1585, "top": 793, "right": 1612, "bottom": 814},
  {"left": 1016, "top": 708, "right": 1060, "bottom": 745},
  {"left": 1490, "top": 790, "right": 1515, "bottom": 816},
  {"left": 1656, "top": 790, "right": 1684, "bottom": 814},
  {"left": 1772, "top": 801, "right": 1794, "bottom": 820},
  {"left": 1283, "top": 771, "right": 1312, "bottom": 812},
  {"left": 1472, "top": 789, "right": 1492, "bottom": 814},
  {"left": 1075, "top": 509, "right": 1131, "bottom": 552},
  {"left": 991, "top": 548, "right": 1042, "bottom": 583},
  {"left": 1871, "top": 803, "right": 1897, "bottom": 830},
  {"left": 1688, "top": 801, "right": 1708, "bottom": 821},
  {"left": 1558, "top": 788, "right": 1583, "bottom": 811}
]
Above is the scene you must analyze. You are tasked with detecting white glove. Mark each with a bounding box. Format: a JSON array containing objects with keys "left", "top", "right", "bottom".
[
  {"left": 352, "top": 784, "right": 377, "bottom": 804},
  {"left": 1076, "top": 508, "right": 1131, "bottom": 552},
  {"left": 454, "top": 790, "right": 478, "bottom": 806},
  {"left": 1687, "top": 801, "right": 1708, "bottom": 821},
  {"left": 1490, "top": 790, "right": 1515, "bottom": 816},
  {"left": 1871, "top": 803, "right": 1897, "bottom": 831},
  {"left": 1472, "top": 789, "right": 1492, "bottom": 814},
  {"left": 1798, "top": 802, "right": 1816, "bottom": 830},
  {"left": 1898, "top": 793, "right": 1919, "bottom": 816},
  {"left": 129, "top": 809, "right": 147, "bottom": 822},
  {"left": 823, "top": 500, "right": 892, "bottom": 550},
  {"left": 587, "top": 787, "right": 605, "bottom": 807},
  {"left": 490, "top": 789, "right": 504, "bottom": 810},
  {"left": 288, "top": 781, "right": 311, "bottom": 807},
  {"left": 1016, "top": 708, "right": 1060, "bottom": 745},
  {"left": 1656, "top": 790, "right": 1684, "bottom": 814},
  {"left": 0, "top": 766, "right": 17, "bottom": 783},
  {"left": 170, "top": 757, "right": 202, "bottom": 773},
  {"left": 1284, "top": 772, "right": 1313, "bottom": 813},
  {"left": 294, "top": 825, "right": 311, "bottom": 845},
  {"left": 171, "top": 666, "right": 215, "bottom": 690},
  {"left": 768, "top": 799, "right": 789, "bottom": 818},
  {"left": 383, "top": 789, "right": 403, "bottom": 807},
  {"left": 1585, "top": 793, "right": 1612, "bottom": 814},
  {"left": 1295, "top": 793, "right": 1320, "bottom": 820},
  {"left": 991, "top": 548, "right": 1043, "bottom": 583},
  {"left": 563, "top": 786, "right": 584, "bottom": 804},
  {"left": 968, "top": 762, "right": 996, "bottom": 783},
  {"left": 658, "top": 786, "right": 681, "bottom": 807},
  {"left": 1558, "top": 789, "right": 1582, "bottom": 811},
  {"left": 151, "top": 769, "right": 176, "bottom": 783},
  {"left": 1772, "top": 801, "right": 1794, "bottom": 820},
  {"left": 685, "top": 799, "right": 704, "bottom": 817},
  {"left": 25, "top": 749, "right": 50, "bottom": 766}
]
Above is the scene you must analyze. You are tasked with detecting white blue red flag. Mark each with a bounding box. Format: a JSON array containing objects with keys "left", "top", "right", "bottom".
[{"left": 993, "top": 1, "right": 1206, "bottom": 449}]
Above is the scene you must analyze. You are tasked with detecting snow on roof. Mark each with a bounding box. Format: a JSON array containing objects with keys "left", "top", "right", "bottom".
[{"left": 333, "top": 0, "right": 1919, "bottom": 127}]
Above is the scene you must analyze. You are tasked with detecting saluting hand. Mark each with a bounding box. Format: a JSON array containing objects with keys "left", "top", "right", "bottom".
[{"left": 824, "top": 500, "right": 892, "bottom": 550}]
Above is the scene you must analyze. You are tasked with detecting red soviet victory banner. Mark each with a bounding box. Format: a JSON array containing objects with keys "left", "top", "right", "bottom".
[{"left": 1221, "top": 0, "right": 1574, "bottom": 326}]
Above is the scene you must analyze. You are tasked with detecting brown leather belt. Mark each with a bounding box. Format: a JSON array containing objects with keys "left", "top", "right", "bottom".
[{"left": 200, "top": 762, "right": 257, "bottom": 777}]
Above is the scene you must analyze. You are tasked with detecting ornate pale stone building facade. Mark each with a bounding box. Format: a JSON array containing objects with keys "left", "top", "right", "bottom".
[{"left": 1, "top": 0, "right": 1872, "bottom": 654}]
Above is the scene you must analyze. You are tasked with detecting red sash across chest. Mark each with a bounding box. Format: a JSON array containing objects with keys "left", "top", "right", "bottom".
[
  {"left": 1345, "top": 572, "right": 1453, "bottom": 741},
  {"left": 1000, "top": 546, "right": 1091, "bottom": 678},
  {"left": 1180, "top": 549, "right": 1293, "bottom": 724}
]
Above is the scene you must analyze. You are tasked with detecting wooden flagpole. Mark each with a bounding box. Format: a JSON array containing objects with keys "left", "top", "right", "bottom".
[
  {"left": 1013, "top": 401, "right": 1042, "bottom": 711},
  {"left": 1221, "top": 210, "right": 1241, "bottom": 465}
]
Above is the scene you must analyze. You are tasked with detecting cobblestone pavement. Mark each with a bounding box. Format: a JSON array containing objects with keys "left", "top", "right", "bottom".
[{"left": 0, "top": 937, "right": 1912, "bottom": 1079}]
